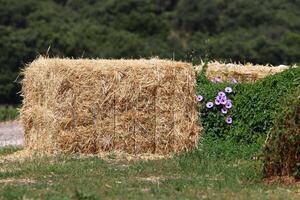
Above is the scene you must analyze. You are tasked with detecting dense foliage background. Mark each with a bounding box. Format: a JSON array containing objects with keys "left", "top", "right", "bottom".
[{"left": 0, "top": 0, "right": 300, "bottom": 103}]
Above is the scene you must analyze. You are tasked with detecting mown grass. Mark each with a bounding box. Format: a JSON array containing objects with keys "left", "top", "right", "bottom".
[
  {"left": 0, "top": 147, "right": 22, "bottom": 156},
  {"left": 0, "top": 106, "right": 19, "bottom": 122},
  {"left": 0, "top": 139, "right": 299, "bottom": 200}
]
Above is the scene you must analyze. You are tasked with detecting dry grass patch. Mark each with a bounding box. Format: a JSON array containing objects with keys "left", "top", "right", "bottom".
[{"left": 0, "top": 178, "right": 36, "bottom": 185}]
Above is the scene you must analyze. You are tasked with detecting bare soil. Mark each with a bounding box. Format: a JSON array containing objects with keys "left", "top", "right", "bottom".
[{"left": 0, "top": 121, "right": 24, "bottom": 147}]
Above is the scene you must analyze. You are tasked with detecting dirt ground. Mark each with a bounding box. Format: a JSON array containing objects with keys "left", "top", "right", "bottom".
[{"left": 0, "top": 121, "right": 24, "bottom": 147}]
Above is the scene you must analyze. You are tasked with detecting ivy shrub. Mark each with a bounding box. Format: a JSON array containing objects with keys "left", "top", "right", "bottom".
[
  {"left": 263, "top": 89, "right": 300, "bottom": 179},
  {"left": 197, "top": 65, "right": 300, "bottom": 143}
]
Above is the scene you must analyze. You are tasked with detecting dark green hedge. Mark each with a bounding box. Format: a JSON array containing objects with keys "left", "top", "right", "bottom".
[{"left": 197, "top": 65, "right": 300, "bottom": 143}]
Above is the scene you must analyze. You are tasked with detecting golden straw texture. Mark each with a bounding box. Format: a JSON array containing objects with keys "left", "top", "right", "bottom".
[
  {"left": 21, "top": 57, "right": 200, "bottom": 156},
  {"left": 206, "top": 61, "right": 289, "bottom": 83}
]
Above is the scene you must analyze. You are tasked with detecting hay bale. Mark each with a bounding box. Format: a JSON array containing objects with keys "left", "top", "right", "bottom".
[
  {"left": 206, "top": 61, "right": 289, "bottom": 83},
  {"left": 21, "top": 57, "right": 200, "bottom": 156}
]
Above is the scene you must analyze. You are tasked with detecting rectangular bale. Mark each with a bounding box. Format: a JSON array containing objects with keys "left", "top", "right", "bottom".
[
  {"left": 21, "top": 57, "right": 200, "bottom": 155},
  {"left": 206, "top": 61, "right": 289, "bottom": 83}
]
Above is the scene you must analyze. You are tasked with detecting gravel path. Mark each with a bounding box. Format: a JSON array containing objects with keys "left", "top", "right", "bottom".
[{"left": 0, "top": 121, "right": 24, "bottom": 147}]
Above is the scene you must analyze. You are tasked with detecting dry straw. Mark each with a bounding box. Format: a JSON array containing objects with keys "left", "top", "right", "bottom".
[
  {"left": 21, "top": 57, "right": 200, "bottom": 156},
  {"left": 206, "top": 61, "right": 289, "bottom": 83}
]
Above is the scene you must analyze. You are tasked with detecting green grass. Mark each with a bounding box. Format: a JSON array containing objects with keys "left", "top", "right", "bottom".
[
  {"left": 0, "top": 147, "right": 22, "bottom": 156},
  {"left": 0, "top": 139, "right": 298, "bottom": 200},
  {"left": 0, "top": 106, "right": 19, "bottom": 122}
]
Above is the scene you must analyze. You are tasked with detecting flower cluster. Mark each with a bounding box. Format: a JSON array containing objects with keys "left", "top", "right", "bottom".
[{"left": 197, "top": 86, "right": 235, "bottom": 124}]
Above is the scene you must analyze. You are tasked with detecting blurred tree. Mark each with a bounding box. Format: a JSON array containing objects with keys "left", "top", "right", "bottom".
[{"left": 0, "top": 0, "right": 299, "bottom": 103}]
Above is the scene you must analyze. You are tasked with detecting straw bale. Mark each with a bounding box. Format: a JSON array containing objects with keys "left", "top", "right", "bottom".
[
  {"left": 20, "top": 57, "right": 200, "bottom": 156},
  {"left": 206, "top": 61, "right": 289, "bottom": 83}
]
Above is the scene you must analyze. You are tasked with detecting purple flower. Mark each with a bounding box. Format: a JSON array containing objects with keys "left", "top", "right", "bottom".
[
  {"left": 221, "top": 108, "right": 228, "bottom": 114},
  {"left": 210, "top": 77, "right": 222, "bottom": 83},
  {"left": 196, "top": 95, "right": 203, "bottom": 102},
  {"left": 225, "top": 87, "right": 233, "bottom": 94},
  {"left": 226, "top": 116, "right": 233, "bottom": 124},
  {"left": 231, "top": 78, "right": 238, "bottom": 84},
  {"left": 206, "top": 102, "right": 214, "bottom": 109},
  {"left": 214, "top": 77, "right": 223, "bottom": 83},
  {"left": 220, "top": 98, "right": 227, "bottom": 105},
  {"left": 225, "top": 101, "right": 233, "bottom": 109},
  {"left": 218, "top": 91, "right": 226, "bottom": 97},
  {"left": 216, "top": 95, "right": 224, "bottom": 101},
  {"left": 215, "top": 98, "right": 221, "bottom": 105}
]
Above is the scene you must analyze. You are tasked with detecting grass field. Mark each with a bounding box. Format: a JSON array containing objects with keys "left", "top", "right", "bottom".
[
  {"left": 0, "top": 106, "right": 18, "bottom": 122},
  {"left": 1, "top": 139, "right": 299, "bottom": 200},
  {"left": 1, "top": 68, "right": 299, "bottom": 199}
]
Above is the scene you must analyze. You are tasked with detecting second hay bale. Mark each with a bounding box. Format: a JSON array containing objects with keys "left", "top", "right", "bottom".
[
  {"left": 21, "top": 57, "right": 200, "bottom": 156},
  {"left": 206, "top": 61, "right": 289, "bottom": 83}
]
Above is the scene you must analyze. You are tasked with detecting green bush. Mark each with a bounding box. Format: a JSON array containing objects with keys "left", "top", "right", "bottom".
[
  {"left": 197, "top": 65, "right": 300, "bottom": 143},
  {"left": 0, "top": 105, "right": 19, "bottom": 121},
  {"left": 196, "top": 75, "right": 236, "bottom": 139},
  {"left": 263, "top": 89, "right": 300, "bottom": 178}
]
